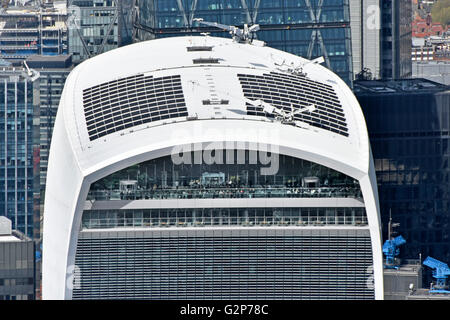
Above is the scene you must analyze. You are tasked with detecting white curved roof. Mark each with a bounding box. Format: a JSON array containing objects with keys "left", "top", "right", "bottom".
[
  {"left": 61, "top": 36, "right": 370, "bottom": 176},
  {"left": 44, "top": 36, "right": 383, "bottom": 300}
]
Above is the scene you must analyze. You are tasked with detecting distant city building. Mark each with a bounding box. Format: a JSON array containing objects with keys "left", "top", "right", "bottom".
[
  {"left": 354, "top": 78, "right": 450, "bottom": 285},
  {"left": 133, "top": 0, "right": 355, "bottom": 83},
  {"left": 380, "top": 0, "right": 412, "bottom": 79},
  {"left": 0, "top": 3, "right": 68, "bottom": 64},
  {"left": 412, "top": 37, "right": 450, "bottom": 62},
  {"left": 0, "top": 216, "right": 36, "bottom": 300},
  {"left": 68, "top": 0, "right": 134, "bottom": 64},
  {"left": 26, "top": 54, "right": 73, "bottom": 243},
  {"left": 349, "top": 0, "right": 382, "bottom": 80},
  {"left": 0, "top": 65, "right": 38, "bottom": 237},
  {"left": 413, "top": 61, "right": 450, "bottom": 85}
]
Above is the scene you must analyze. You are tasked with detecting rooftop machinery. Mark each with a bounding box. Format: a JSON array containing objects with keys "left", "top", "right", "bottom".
[{"left": 423, "top": 257, "right": 450, "bottom": 294}]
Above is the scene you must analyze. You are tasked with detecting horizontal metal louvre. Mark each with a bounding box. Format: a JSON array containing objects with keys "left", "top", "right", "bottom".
[
  {"left": 73, "top": 230, "right": 374, "bottom": 300},
  {"left": 238, "top": 72, "right": 349, "bottom": 137},
  {"left": 83, "top": 74, "right": 188, "bottom": 141}
]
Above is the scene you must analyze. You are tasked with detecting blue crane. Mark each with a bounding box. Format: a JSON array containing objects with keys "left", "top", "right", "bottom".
[
  {"left": 423, "top": 256, "right": 450, "bottom": 293},
  {"left": 382, "top": 235, "right": 406, "bottom": 269}
]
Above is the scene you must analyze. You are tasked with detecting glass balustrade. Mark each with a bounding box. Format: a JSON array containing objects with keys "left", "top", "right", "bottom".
[{"left": 82, "top": 207, "right": 368, "bottom": 230}]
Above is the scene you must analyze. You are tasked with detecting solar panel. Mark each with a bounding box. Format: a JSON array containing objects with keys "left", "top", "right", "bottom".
[
  {"left": 83, "top": 74, "right": 188, "bottom": 141},
  {"left": 238, "top": 72, "right": 349, "bottom": 137}
]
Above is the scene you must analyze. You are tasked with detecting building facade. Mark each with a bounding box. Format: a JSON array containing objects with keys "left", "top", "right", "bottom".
[
  {"left": 381, "top": 0, "right": 412, "bottom": 79},
  {"left": 133, "top": 0, "right": 354, "bottom": 83},
  {"left": 26, "top": 54, "right": 73, "bottom": 242},
  {"left": 348, "top": 0, "right": 382, "bottom": 80},
  {"left": 0, "top": 216, "right": 35, "bottom": 300},
  {"left": 0, "top": 3, "right": 68, "bottom": 64},
  {"left": 68, "top": 0, "right": 134, "bottom": 64},
  {"left": 0, "top": 66, "right": 37, "bottom": 237},
  {"left": 43, "top": 36, "right": 383, "bottom": 300},
  {"left": 354, "top": 79, "right": 450, "bottom": 284}
]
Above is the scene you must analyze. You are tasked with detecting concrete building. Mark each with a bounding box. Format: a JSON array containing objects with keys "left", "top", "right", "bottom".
[
  {"left": 0, "top": 216, "right": 36, "bottom": 300},
  {"left": 413, "top": 61, "right": 450, "bottom": 85},
  {"left": 43, "top": 35, "right": 383, "bottom": 300},
  {"left": 0, "top": 2, "right": 68, "bottom": 64}
]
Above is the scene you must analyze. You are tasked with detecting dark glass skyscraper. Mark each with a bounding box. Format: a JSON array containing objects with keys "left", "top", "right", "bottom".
[
  {"left": 381, "top": 0, "right": 412, "bottom": 79},
  {"left": 133, "top": 0, "right": 353, "bottom": 83},
  {"left": 355, "top": 79, "right": 450, "bottom": 279}
]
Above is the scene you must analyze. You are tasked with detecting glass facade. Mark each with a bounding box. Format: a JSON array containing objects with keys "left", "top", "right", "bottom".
[
  {"left": 355, "top": 79, "right": 450, "bottom": 282},
  {"left": 88, "top": 152, "right": 362, "bottom": 201},
  {"left": 134, "top": 0, "right": 353, "bottom": 83},
  {"left": 69, "top": 0, "right": 121, "bottom": 64},
  {"left": 82, "top": 207, "right": 368, "bottom": 229},
  {"left": 0, "top": 74, "right": 34, "bottom": 237},
  {"left": 381, "top": 0, "right": 412, "bottom": 79}
]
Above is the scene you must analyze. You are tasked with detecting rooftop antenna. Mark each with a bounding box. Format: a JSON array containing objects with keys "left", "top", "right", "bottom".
[
  {"left": 274, "top": 56, "right": 324, "bottom": 77},
  {"left": 382, "top": 211, "right": 405, "bottom": 269},
  {"left": 23, "top": 60, "right": 40, "bottom": 82},
  {"left": 193, "top": 18, "right": 261, "bottom": 44},
  {"left": 245, "top": 98, "right": 315, "bottom": 128}
]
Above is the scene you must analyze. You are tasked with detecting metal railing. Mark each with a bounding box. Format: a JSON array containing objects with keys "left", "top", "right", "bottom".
[{"left": 87, "top": 186, "right": 363, "bottom": 201}]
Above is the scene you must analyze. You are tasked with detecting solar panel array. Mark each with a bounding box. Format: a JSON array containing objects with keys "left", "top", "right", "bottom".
[
  {"left": 83, "top": 74, "right": 188, "bottom": 141},
  {"left": 238, "top": 72, "right": 349, "bottom": 137}
]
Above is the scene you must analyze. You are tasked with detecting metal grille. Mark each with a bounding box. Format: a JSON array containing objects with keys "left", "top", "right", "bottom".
[
  {"left": 83, "top": 74, "right": 188, "bottom": 141},
  {"left": 73, "top": 229, "right": 374, "bottom": 300},
  {"left": 238, "top": 72, "right": 349, "bottom": 137}
]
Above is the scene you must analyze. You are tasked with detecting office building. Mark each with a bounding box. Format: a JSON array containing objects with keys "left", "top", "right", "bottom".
[
  {"left": 26, "top": 54, "right": 73, "bottom": 242},
  {"left": 68, "top": 0, "right": 134, "bottom": 64},
  {"left": 349, "top": 0, "right": 382, "bottom": 80},
  {"left": 26, "top": 54, "right": 73, "bottom": 299},
  {"left": 380, "top": 0, "right": 412, "bottom": 79},
  {"left": 43, "top": 35, "right": 383, "bottom": 299},
  {"left": 0, "top": 2, "right": 68, "bottom": 64},
  {"left": 354, "top": 78, "right": 450, "bottom": 285},
  {"left": 0, "top": 65, "right": 38, "bottom": 237},
  {"left": 0, "top": 216, "right": 36, "bottom": 300}
]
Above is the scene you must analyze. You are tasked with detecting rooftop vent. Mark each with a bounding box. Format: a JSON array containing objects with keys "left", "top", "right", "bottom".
[
  {"left": 187, "top": 46, "right": 213, "bottom": 52},
  {"left": 193, "top": 58, "right": 220, "bottom": 64},
  {"left": 202, "top": 99, "right": 229, "bottom": 105}
]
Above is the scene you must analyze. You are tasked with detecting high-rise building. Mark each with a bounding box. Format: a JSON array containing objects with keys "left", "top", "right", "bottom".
[
  {"left": 349, "top": 0, "right": 382, "bottom": 79},
  {"left": 133, "top": 0, "right": 354, "bottom": 83},
  {"left": 380, "top": 0, "right": 412, "bottom": 79},
  {"left": 0, "top": 216, "right": 36, "bottom": 301},
  {"left": 68, "top": 0, "right": 134, "bottom": 64},
  {"left": 0, "top": 3, "right": 68, "bottom": 64},
  {"left": 25, "top": 54, "right": 73, "bottom": 299},
  {"left": 354, "top": 78, "right": 450, "bottom": 284},
  {"left": 43, "top": 35, "right": 383, "bottom": 300},
  {"left": 26, "top": 54, "right": 73, "bottom": 242},
  {"left": 0, "top": 65, "right": 38, "bottom": 237}
]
